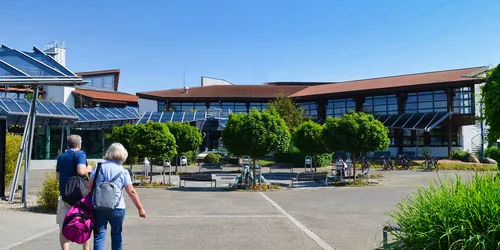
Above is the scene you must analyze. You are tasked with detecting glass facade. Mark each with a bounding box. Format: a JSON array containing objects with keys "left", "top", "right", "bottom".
[
  {"left": 363, "top": 95, "right": 398, "bottom": 115},
  {"left": 453, "top": 87, "right": 473, "bottom": 114},
  {"left": 326, "top": 98, "right": 355, "bottom": 118},
  {"left": 221, "top": 102, "right": 247, "bottom": 113},
  {"left": 168, "top": 102, "right": 207, "bottom": 112},
  {"left": 298, "top": 102, "right": 318, "bottom": 120},
  {"left": 405, "top": 90, "right": 447, "bottom": 113},
  {"left": 249, "top": 102, "right": 269, "bottom": 112}
]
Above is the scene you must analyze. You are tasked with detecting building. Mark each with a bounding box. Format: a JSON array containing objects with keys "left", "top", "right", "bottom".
[{"left": 136, "top": 66, "right": 489, "bottom": 158}]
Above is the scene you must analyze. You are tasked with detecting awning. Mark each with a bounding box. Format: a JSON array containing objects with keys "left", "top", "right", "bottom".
[{"left": 375, "top": 112, "right": 452, "bottom": 132}]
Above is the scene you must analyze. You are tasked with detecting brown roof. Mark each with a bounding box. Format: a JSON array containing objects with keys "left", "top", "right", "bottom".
[
  {"left": 290, "top": 66, "right": 488, "bottom": 97},
  {"left": 75, "top": 69, "right": 120, "bottom": 91},
  {"left": 137, "top": 85, "right": 308, "bottom": 100},
  {"left": 72, "top": 89, "right": 138, "bottom": 104}
]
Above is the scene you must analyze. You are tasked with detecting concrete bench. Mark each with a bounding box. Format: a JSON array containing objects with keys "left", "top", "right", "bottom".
[
  {"left": 199, "top": 163, "right": 223, "bottom": 172},
  {"left": 269, "top": 163, "right": 294, "bottom": 173},
  {"left": 291, "top": 172, "right": 328, "bottom": 188},
  {"left": 179, "top": 173, "right": 217, "bottom": 188}
]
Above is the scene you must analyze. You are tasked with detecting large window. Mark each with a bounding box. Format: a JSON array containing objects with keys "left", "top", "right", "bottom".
[
  {"left": 168, "top": 102, "right": 206, "bottom": 112},
  {"left": 405, "top": 90, "right": 447, "bottom": 113},
  {"left": 363, "top": 95, "right": 398, "bottom": 115},
  {"left": 221, "top": 102, "right": 247, "bottom": 113},
  {"left": 326, "top": 98, "right": 355, "bottom": 118},
  {"left": 453, "top": 87, "right": 473, "bottom": 114},
  {"left": 249, "top": 102, "right": 269, "bottom": 112},
  {"left": 298, "top": 102, "right": 318, "bottom": 120},
  {"left": 83, "top": 75, "right": 115, "bottom": 90}
]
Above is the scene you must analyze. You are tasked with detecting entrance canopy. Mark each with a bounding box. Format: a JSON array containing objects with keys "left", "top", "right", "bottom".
[
  {"left": 375, "top": 112, "right": 452, "bottom": 132},
  {"left": 72, "top": 107, "right": 139, "bottom": 129},
  {"left": 0, "top": 98, "right": 78, "bottom": 126}
]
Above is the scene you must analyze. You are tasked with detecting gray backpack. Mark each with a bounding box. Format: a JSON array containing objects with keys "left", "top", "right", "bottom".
[{"left": 93, "top": 163, "right": 123, "bottom": 211}]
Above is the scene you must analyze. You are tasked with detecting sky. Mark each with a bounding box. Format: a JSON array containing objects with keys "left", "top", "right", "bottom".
[{"left": 1, "top": 0, "right": 500, "bottom": 94}]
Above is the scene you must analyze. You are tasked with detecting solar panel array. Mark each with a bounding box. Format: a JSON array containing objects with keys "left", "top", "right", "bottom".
[
  {"left": 137, "top": 111, "right": 210, "bottom": 124},
  {"left": 0, "top": 98, "right": 140, "bottom": 128},
  {"left": 375, "top": 112, "right": 452, "bottom": 131}
]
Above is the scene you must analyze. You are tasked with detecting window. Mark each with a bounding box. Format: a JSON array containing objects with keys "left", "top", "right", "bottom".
[
  {"left": 453, "top": 87, "right": 473, "bottom": 114},
  {"left": 363, "top": 95, "right": 398, "bottom": 115},
  {"left": 405, "top": 90, "right": 448, "bottom": 113},
  {"left": 429, "top": 126, "right": 460, "bottom": 146},
  {"left": 168, "top": 102, "right": 206, "bottom": 112},
  {"left": 83, "top": 75, "right": 115, "bottom": 90},
  {"left": 158, "top": 101, "right": 167, "bottom": 111},
  {"left": 298, "top": 102, "right": 318, "bottom": 120},
  {"left": 249, "top": 102, "right": 269, "bottom": 112},
  {"left": 326, "top": 98, "right": 355, "bottom": 118},
  {"left": 220, "top": 102, "right": 247, "bottom": 113}
]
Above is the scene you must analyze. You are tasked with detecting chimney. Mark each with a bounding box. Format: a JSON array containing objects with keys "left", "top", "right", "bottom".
[{"left": 183, "top": 86, "right": 189, "bottom": 93}]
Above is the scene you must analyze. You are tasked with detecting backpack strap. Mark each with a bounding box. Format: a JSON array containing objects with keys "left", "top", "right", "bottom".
[
  {"left": 110, "top": 171, "right": 124, "bottom": 208},
  {"left": 110, "top": 171, "right": 123, "bottom": 183}
]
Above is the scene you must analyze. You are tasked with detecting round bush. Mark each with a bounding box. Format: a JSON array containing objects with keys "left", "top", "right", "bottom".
[
  {"left": 5, "top": 133, "right": 22, "bottom": 186},
  {"left": 450, "top": 149, "right": 469, "bottom": 161},
  {"left": 390, "top": 173, "right": 500, "bottom": 249},
  {"left": 205, "top": 153, "right": 221, "bottom": 164},
  {"left": 485, "top": 146, "right": 500, "bottom": 163},
  {"left": 38, "top": 172, "right": 59, "bottom": 213}
]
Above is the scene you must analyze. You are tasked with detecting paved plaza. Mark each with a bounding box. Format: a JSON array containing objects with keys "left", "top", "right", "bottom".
[{"left": 0, "top": 165, "right": 478, "bottom": 250}]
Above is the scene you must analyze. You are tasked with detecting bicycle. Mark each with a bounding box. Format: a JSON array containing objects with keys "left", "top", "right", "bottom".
[
  {"left": 397, "top": 154, "right": 413, "bottom": 170},
  {"left": 421, "top": 155, "right": 440, "bottom": 172},
  {"left": 381, "top": 155, "right": 395, "bottom": 171},
  {"left": 361, "top": 156, "right": 371, "bottom": 174}
]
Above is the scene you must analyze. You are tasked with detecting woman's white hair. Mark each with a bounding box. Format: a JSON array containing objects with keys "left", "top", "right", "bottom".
[{"left": 105, "top": 143, "right": 128, "bottom": 163}]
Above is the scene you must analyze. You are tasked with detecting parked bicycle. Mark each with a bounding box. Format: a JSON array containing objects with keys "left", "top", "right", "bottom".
[
  {"left": 361, "top": 156, "right": 371, "bottom": 174},
  {"left": 381, "top": 155, "right": 395, "bottom": 171},
  {"left": 422, "top": 155, "right": 440, "bottom": 172},
  {"left": 397, "top": 154, "right": 413, "bottom": 170}
]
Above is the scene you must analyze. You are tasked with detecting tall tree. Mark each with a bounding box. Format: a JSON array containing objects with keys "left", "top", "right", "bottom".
[
  {"left": 322, "top": 111, "right": 389, "bottom": 181},
  {"left": 222, "top": 108, "right": 290, "bottom": 185},
  {"left": 106, "top": 123, "right": 139, "bottom": 166},
  {"left": 293, "top": 121, "right": 330, "bottom": 172},
  {"left": 134, "top": 122, "right": 177, "bottom": 182},
  {"left": 481, "top": 64, "right": 500, "bottom": 145},
  {"left": 166, "top": 122, "right": 203, "bottom": 170},
  {"left": 269, "top": 93, "right": 307, "bottom": 132}
]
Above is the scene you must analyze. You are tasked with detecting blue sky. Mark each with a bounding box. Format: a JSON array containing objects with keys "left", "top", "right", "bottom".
[{"left": 1, "top": 0, "right": 500, "bottom": 94}]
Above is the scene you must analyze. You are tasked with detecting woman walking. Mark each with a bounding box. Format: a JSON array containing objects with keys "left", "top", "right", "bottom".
[{"left": 86, "top": 143, "right": 146, "bottom": 250}]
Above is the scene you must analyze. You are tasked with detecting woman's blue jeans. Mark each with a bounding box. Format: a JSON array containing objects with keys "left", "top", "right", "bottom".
[{"left": 94, "top": 208, "right": 126, "bottom": 250}]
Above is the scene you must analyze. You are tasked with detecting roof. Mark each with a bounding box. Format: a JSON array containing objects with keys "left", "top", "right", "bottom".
[
  {"left": 0, "top": 44, "right": 85, "bottom": 86},
  {"left": 75, "top": 69, "right": 120, "bottom": 91},
  {"left": 137, "top": 85, "right": 308, "bottom": 100},
  {"left": 72, "top": 89, "right": 138, "bottom": 104},
  {"left": 290, "top": 66, "right": 488, "bottom": 97}
]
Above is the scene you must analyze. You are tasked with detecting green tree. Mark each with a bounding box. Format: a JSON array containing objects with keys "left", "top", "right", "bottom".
[
  {"left": 293, "top": 121, "right": 331, "bottom": 172},
  {"left": 481, "top": 64, "right": 500, "bottom": 145},
  {"left": 222, "top": 108, "right": 290, "bottom": 185},
  {"left": 106, "top": 123, "right": 139, "bottom": 166},
  {"left": 269, "top": 93, "right": 307, "bottom": 132},
  {"left": 135, "top": 122, "right": 177, "bottom": 182},
  {"left": 166, "top": 122, "right": 203, "bottom": 170},
  {"left": 322, "top": 111, "right": 389, "bottom": 180}
]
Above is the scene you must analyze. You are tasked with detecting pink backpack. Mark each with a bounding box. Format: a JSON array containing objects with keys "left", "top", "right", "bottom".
[{"left": 61, "top": 194, "right": 95, "bottom": 244}]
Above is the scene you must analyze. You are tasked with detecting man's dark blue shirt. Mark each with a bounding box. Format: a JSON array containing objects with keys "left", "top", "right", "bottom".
[{"left": 56, "top": 149, "right": 87, "bottom": 195}]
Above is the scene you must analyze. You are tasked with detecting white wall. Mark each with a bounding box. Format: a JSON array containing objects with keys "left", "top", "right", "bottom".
[
  {"left": 138, "top": 98, "right": 158, "bottom": 113},
  {"left": 201, "top": 77, "right": 232, "bottom": 86}
]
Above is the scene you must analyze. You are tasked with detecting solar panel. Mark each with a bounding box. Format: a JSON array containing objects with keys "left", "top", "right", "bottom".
[
  {"left": 121, "top": 108, "right": 139, "bottom": 118},
  {"left": 35, "top": 100, "right": 51, "bottom": 114},
  {"left": 1, "top": 98, "right": 23, "bottom": 112},
  {"left": 15, "top": 99, "right": 31, "bottom": 112},
  {"left": 110, "top": 108, "right": 127, "bottom": 119},
  {"left": 194, "top": 111, "right": 206, "bottom": 120},
  {"left": 96, "top": 108, "right": 118, "bottom": 120},
  {"left": 183, "top": 112, "right": 195, "bottom": 122},
  {"left": 76, "top": 109, "right": 98, "bottom": 120},
  {"left": 53, "top": 102, "right": 76, "bottom": 116},
  {"left": 160, "top": 112, "right": 173, "bottom": 123},
  {"left": 149, "top": 112, "right": 162, "bottom": 122},
  {"left": 138, "top": 111, "right": 151, "bottom": 124},
  {"left": 86, "top": 108, "right": 107, "bottom": 120},
  {"left": 402, "top": 113, "right": 425, "bottom": 129},
  {"left": 171, "top": 112, "right": 184, "bottom": 122},
  {"left": 39, "top": 101, "right": 63, "bottom": 115},
  {"left": 70, "top": 109, "right": 88, "bottom": 121}
]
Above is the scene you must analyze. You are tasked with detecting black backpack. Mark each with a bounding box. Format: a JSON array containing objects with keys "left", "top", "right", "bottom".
[{"left": 62, "top": 152, "right": 89, "bottom": 205}]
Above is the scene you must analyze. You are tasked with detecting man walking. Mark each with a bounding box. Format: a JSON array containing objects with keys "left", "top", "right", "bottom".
[{"left": 56, "top": 135, "right": 93, "bottom": 250}]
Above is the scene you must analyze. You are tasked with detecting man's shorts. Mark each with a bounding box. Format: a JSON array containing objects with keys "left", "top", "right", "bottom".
[{"left": 56, "top": 196, "right": 71, "bottom": 230}]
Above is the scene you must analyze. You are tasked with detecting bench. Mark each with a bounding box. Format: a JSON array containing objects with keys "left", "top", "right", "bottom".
[
  {"left": 291, "top": 172, "right": 328, "bottom": 188},
  {"left": 269, "top": 163, "right": 294, "bottom": 173},
  {"left": 199, "top": 163, "right": 223, "bottom": 172},
  {"left": 179, "top": 173, "right": 217, "bottom": 188}
]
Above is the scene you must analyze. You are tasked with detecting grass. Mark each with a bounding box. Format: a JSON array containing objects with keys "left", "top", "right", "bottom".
[
  {"left": 411, "top": 160, "right": 497, "bottom": 171},
  {"left": 331, "top": 179, "right": 378, "bottom": 187},
  {"left": 389, "top": 172, "right": 500, "bottom": 249}
]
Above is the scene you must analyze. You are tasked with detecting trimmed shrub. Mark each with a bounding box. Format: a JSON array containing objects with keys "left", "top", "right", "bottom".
[
  {"left": 38, "top": 172, "right": 59, "bottom": 213},
  {"left": 485, "top": 146, "right": 500, "bottom": 168},
  {"left": 450, "top": 149, "right": 469, "bottom": 161},
  {"left": 390, "top": 173, "right": 500, "bottom": 249},
  {"left": 275, "top": 146, "right": 331, "bottom": 168},
  {"left": 205, "top": 153, "right": 221, "bottom": 164},
  {"left": 5, "top": 133, "right": 22, "bottom": 186}
]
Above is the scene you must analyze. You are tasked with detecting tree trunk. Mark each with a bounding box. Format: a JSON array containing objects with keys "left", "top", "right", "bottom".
[
  {"left": 150, "top": 164, "right": 153, "bottom": 184},
  {"left": 314, "top": 154, "right": 317, "bottom": 173}
]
